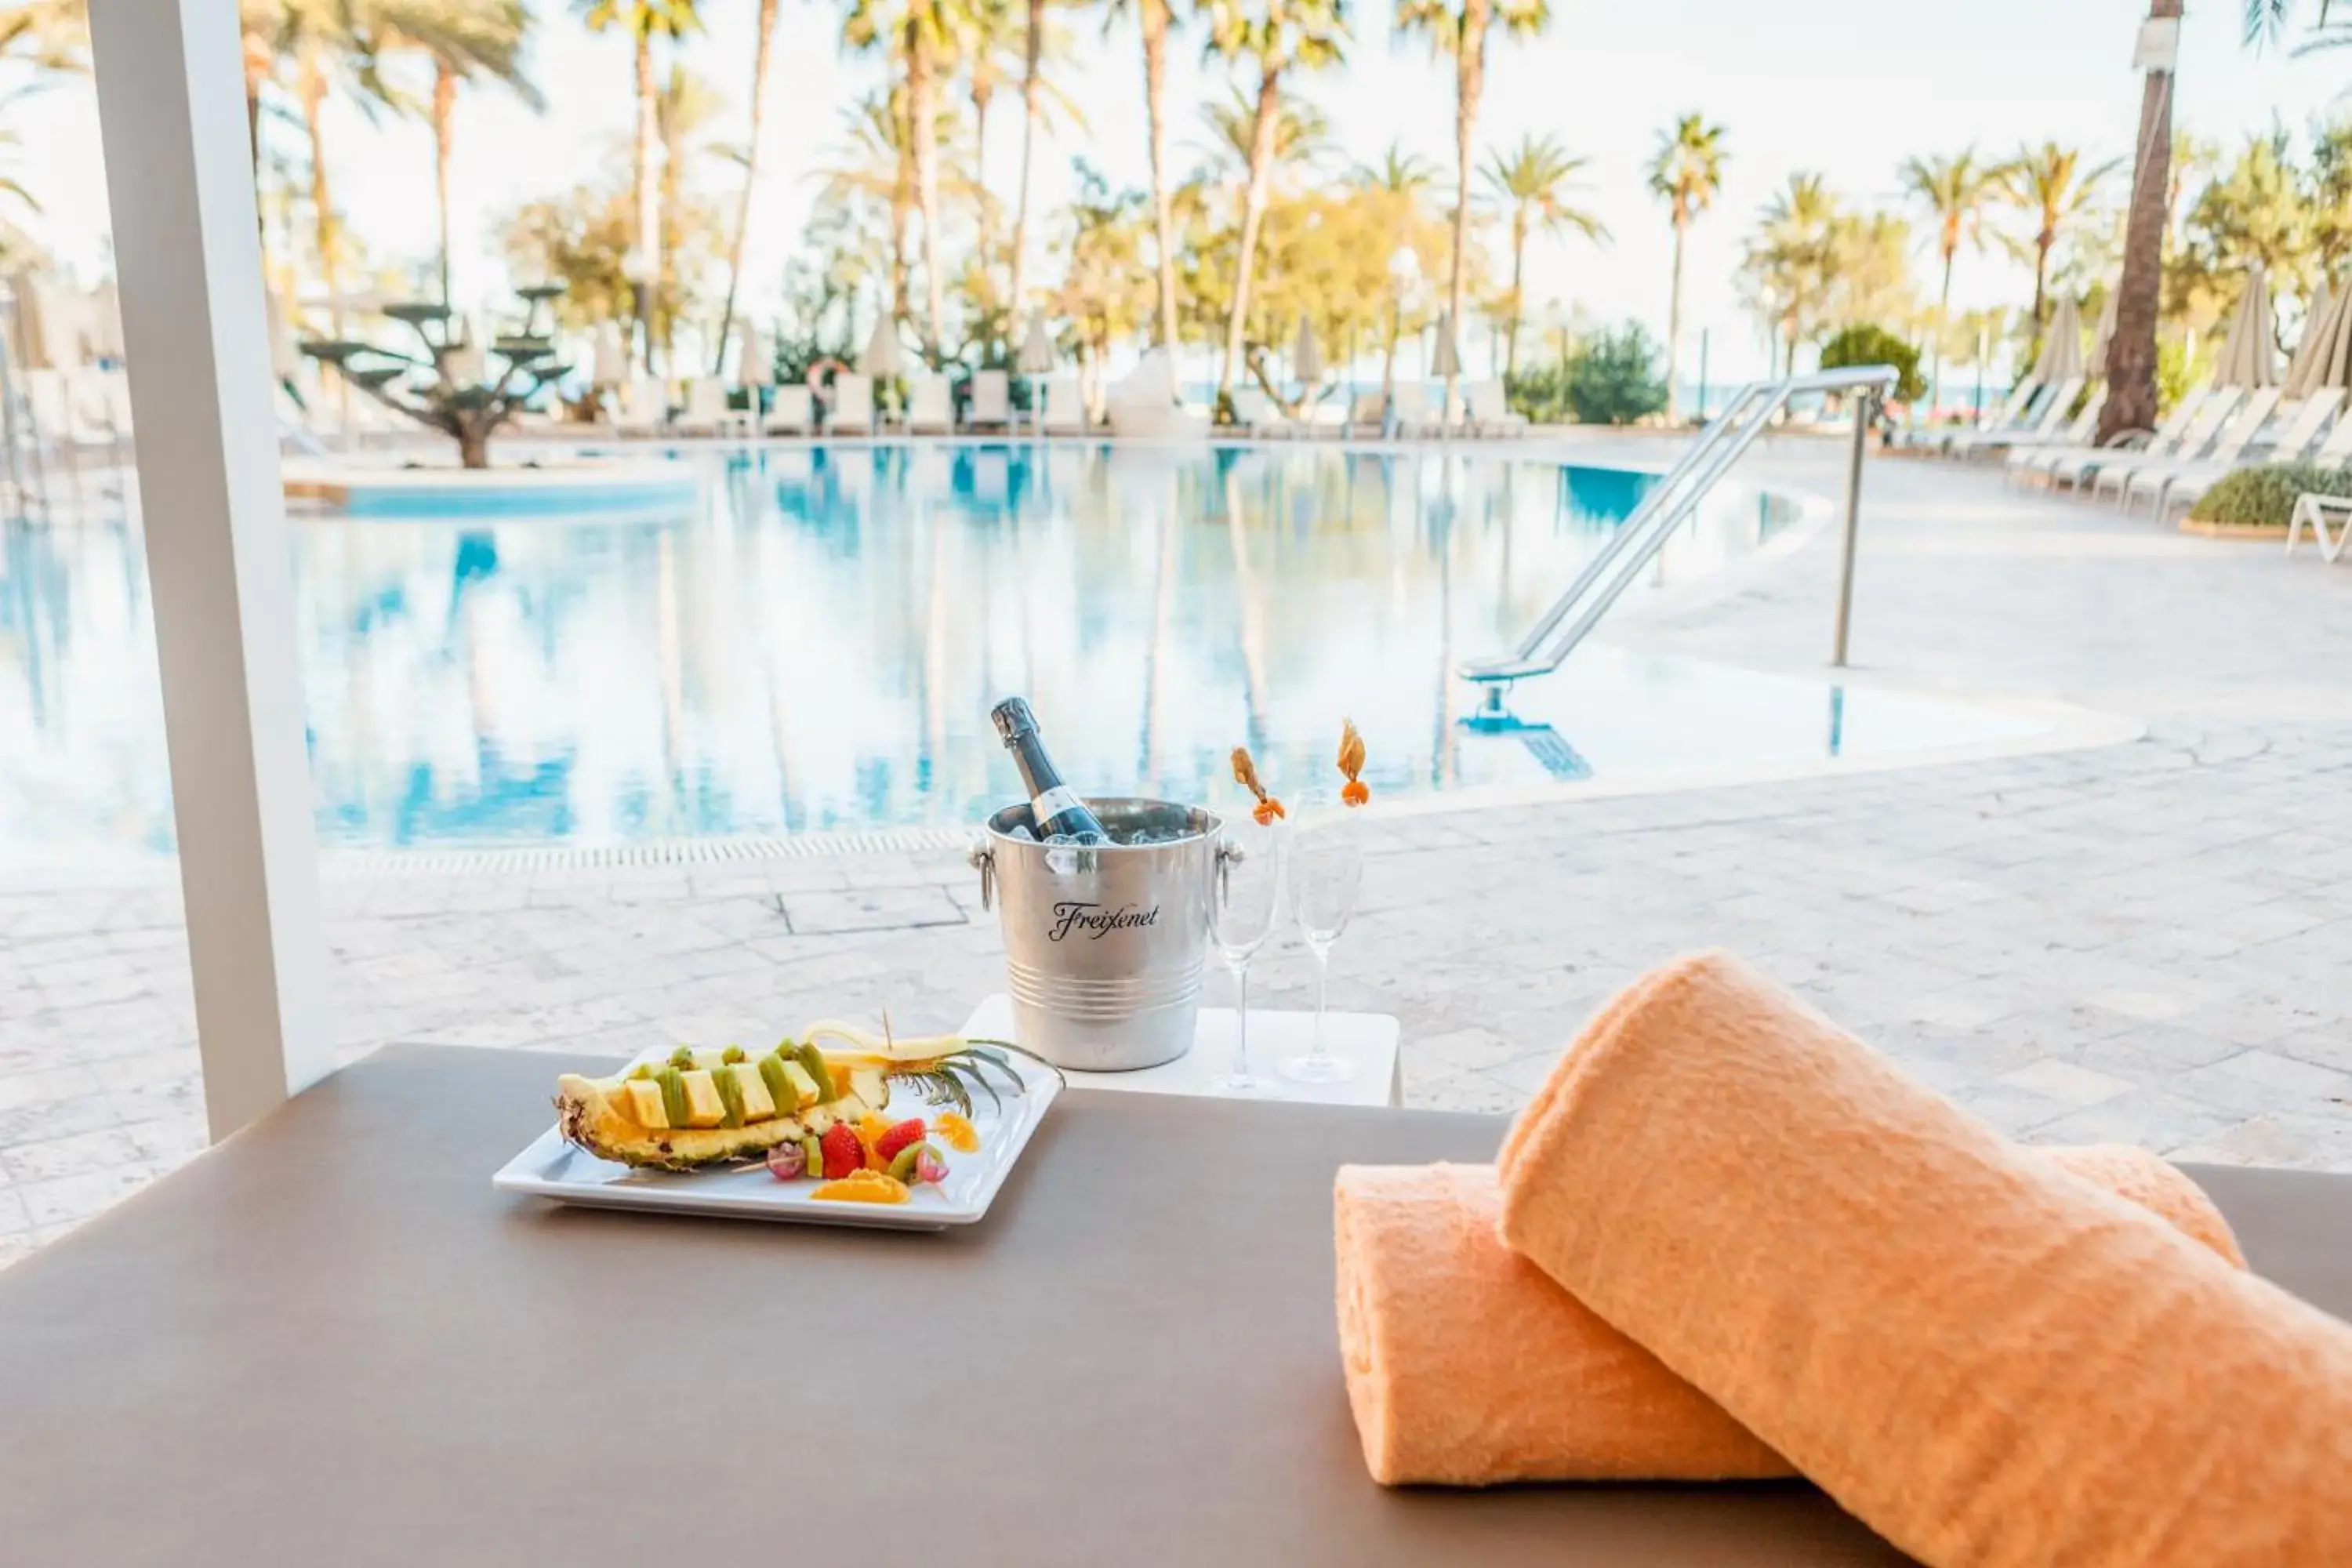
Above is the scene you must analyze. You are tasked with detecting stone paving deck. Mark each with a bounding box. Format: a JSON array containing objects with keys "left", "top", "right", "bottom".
[{"left": 7, "top": 437, "right": 2352, "bottom": 1267}]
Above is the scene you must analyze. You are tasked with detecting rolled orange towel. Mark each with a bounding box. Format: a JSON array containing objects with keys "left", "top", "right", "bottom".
[
  {"left": 1495, "top": 952, "right": 2352, "bottom": 1566},
  {"left": 1334, "top": 1149, "right": 2244, "bottom": 1486}
]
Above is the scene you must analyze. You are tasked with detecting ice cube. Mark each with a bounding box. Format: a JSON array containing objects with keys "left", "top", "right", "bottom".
[
  {"left": 1006, "top": 824, "right": 1038, "bottom": 844},
  {"left": 1073, "top": 830, "right": 1109, "bottom": 847},
  {"left": 1045, "top": 833, "right": 1077, "bottom": 845},
  {"left": 1045, "top": 845, "right": 1080, "bottom": 876}
]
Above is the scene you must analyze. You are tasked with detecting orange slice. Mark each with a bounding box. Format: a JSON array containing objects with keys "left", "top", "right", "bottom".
[{"left": 810, "top": 1171, "right": 910, "bottom": 1205}]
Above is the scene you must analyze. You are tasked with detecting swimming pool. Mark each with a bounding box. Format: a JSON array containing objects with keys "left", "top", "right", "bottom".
[{"left": 1, "top": 442, "right": 2056, "bottom": 862}]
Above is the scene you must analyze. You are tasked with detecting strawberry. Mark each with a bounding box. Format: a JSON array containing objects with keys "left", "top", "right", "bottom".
[
  {"left": 873, "top": 1118, "right": 928, "bottom": 1166},
  {"left": 819, "top": 1122, "right": 866, "bottom": 1180}
]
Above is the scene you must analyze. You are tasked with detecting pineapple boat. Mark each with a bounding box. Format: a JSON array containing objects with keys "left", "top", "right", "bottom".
[{"left": 555, "top": 1022, "right": 1036, "bottom": 1173}]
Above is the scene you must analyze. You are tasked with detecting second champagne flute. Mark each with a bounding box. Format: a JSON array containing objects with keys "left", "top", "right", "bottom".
[
  {"left": 1280, "top": 810, "right": 1364, "bottom": 1083},
  {"left": 1208, "top": 814, "right": 1284, "bottom": 1094}
]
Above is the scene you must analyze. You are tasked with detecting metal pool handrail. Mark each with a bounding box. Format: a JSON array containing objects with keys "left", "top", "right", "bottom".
[{"left": 1458, "top": 365, "right": 1897, "bottom": 691}]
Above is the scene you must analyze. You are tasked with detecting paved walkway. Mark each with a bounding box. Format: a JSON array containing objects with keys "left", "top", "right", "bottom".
[{"left": 8, "top": 437, "right": 2352, "bottom": 1266}]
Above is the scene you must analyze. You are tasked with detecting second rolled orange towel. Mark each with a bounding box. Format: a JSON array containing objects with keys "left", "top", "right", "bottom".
[
  {"left": 1497, "top": 953, "right": 2352, "bottom": 1566},
  {"left": 1334, "top": 1149, "right": 2245, "bottom": 1486}
]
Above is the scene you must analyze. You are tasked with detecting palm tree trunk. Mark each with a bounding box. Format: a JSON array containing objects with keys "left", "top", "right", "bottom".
[
  {"left": 1220, "top": 67, "right": 1282, "bottom": 396},
  {"left": 299, "top": 48, "right": 337, "bottom": 335},
  {"left": 891, "top": 89, "right": 913, "bottom": 325},
  {"left": 1445, "top": 0, "right": 1488, "bottom": 419},
  {"left": 432, "top": 59, "right": 457, "bottom": 309},
  {"left": 713, "top": 0, "right": 780, "bottom": 375},
  {"left": 2101, "top": 0, "right": 2180, "bottom": 444},
  {"left": 1664, "top": 212, "right": 1686, "bottom": 421},
  {"left": 1007, "top": 0, "right": 1044, "bottom": 329},
  {"left": 1932, "top": 244, "right": 1955, "bottom": 419},
  {"left": 632, "top": 29, "right": 660, "bottom": 375},
  {"left": 907, "top": 9, "right": 948, "bottom": 361},
  {"left": 1141, "top": 0, "right": 1181, "bottom": 352},
  {"left": 972, "top": 86, "right": 996, "bottom": 322},
  {"left": 1382, "top": 303, "right": 1399, "bottom": 398},
  {"left": 2031, "top": 232, "right": 2052, "bottom": 339},
  {"left": 1504, "top": 209, "right": 1526, "bottom": 378}
]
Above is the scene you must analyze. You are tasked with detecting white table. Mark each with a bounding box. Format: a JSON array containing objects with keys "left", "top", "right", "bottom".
[{"left": 959, "top": 995, "right": 1402, "bottom": 1108}]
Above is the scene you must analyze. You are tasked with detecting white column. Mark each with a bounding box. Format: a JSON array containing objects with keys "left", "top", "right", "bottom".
[{"left": 86, "top": 0, "right": 333, "bottom": 1139}]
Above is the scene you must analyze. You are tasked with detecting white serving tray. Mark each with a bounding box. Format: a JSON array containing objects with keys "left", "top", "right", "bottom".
[{"left": 493, "top": 1046, "right": 1062, "bottom": 1231}]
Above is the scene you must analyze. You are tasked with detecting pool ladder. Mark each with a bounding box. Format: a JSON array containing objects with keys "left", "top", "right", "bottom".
[{"left": 1459, "top": 365, "right": 1898, "bottom": 704}]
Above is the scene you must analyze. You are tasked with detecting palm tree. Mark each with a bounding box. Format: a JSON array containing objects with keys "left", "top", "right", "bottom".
[
  {"left": 386, "top": 0, "right": 539, "bottom": 310},
  {"left": 960, "top": 0, "right": 1018, "bottom": 289},
  {"left": 0, "top": 0, "right": 84, "bottom": 72},
  {"left": 1007, "top": 0, "right": 1047, "bottom": 324},
  {"left": 1896, "top": 149, "right": 1996, "bottom": 416},
  {"left": 1200, "top": 0, "right": 1348, "bottom": 397},
  {"left": 1394, "top": 0, "right": 1548, "bottom": 413},
  {"left": 2103, "top": 1, "right": 2182, "bottom": 441},
  {"left": 1996, "top": 140, "right": 2119, "bottom": 343},
  {"left": 1348, "top": 141, "right": 1436, "bottom": 397},
  {"left": 843, "top": 0, "right": 958, "bottom": 360},
  {"left": 1480, "top": 133, "right": 1603, "bottom": 377},
  {"left": 815, "top": 88, "right": 916, "bottom": 318},
  {"left": 713, "top": 0, "right": 782, "bottom": 372},
  {"left": 1645, "top": 112, "right": 1726, "bottom": 420},
  {"left": 577, "top": 0, "right": 702, "bottom": 374},
  {"left": 1740, "top": 171, "right": 1839, "bottom": 376},
  {"left": 1105, "top": 0, "right": 1184, "bottom": 351}
]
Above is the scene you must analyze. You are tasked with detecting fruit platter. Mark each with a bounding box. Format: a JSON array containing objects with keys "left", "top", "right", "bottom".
[{"left": 493, "top": 1022, "right": 1064, "bottom": 1230}]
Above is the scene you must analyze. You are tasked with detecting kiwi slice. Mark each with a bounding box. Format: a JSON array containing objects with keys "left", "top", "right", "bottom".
[
  {"left": 713, "top": 1065, "right": 746, "bottom": 1128},
  {"left": 800, "top": 1134, "right": 824, "bottom": 1179},
  {"left": 654, "top": 1066, "right": 689, "bottom": 1127},
  {"left": 793, "top": 1041, "right": 834, "bottom": 1102},
  {"left": 627, "top": 1062, "right": 655, "bottom": 1082},
  {"left": 722, "top": 1044, "right": 747, "bottom": 1065},
  {"left": 757, "top": 1053, "right": 796, "bottom": 1112},
  {"left": 666, "top": 1047, "right": 697, "bottom": 1070}
]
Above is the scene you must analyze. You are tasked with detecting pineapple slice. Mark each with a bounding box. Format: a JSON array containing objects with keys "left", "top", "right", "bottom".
[
  {"left": 621, "top": 1078, "right": 670, "bottom": 1130},
  {"left": 731, "top": 1062, "right": 777, "bottom": 1122},
  {"left": 849, "top": 1067, "right": 889, "bottom": 1113},
  {"left": 779, "top": 1059, "right": 822, "bottom": 1110},
  {"left": 679, "top": 1070, "right": 727, "bottom": 1128}
]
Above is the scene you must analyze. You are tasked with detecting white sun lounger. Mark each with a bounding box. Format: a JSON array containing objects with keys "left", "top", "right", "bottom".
[
  {"left": 828, "top": 372, "right": 875, "bottom": 436},
  {"left": 1041, "top": 376, "right": 1086, "bottom": 434},
  {"left": 2098, "top": 387, "right": 2277, "bottom": 506},
  {"left": 1951, "top": 377, "right": 2082, "bottom": 458},
  {"left": 612, "top": 377, "right": 669, "bottom": 437},
  {"left": 2140, "top": 390, "right": 2345, "bottom": 519},
  {"left": 1998, "top": 390, "right": 2108, "bottom": 485},
  {"left": 1933, "top": 378, "right": 2045, "bottom": 453},
  {"left": 764, "top": 383, "right": 813, "bottom": 436},
  {"left": 2287, "top": 488, "right": 2352, "bottom": 561},
  {"left": 1465, "top": 379, "right": 1526, "bottom": 437},
  {"left": 906, "top": 373, "right": 953, "bottom": 435},
  {"left": 1390, "top": 383, "right": 1438, "bottom": 437},
  {"left": 967, "top": 370, "right": 1012, "bottom": 431},
  {"left": 675, "top": 377, "right": 749, "bottom": 438},
  {"left": 1345, "top": 390, "right": 1385, "bottom": 437}
]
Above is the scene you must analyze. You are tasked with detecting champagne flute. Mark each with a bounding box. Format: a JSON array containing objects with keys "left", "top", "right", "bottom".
[
  {"left": 1280, "top": 810, "right": 1363, "bottom": 1083},
  {"left": 1208, "top": 814, "right": 1284, "bottom": 1094}
]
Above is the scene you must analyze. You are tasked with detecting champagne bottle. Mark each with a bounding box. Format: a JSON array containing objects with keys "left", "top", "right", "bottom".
[{"left": 990, "top": 697, "right": 1109, "bottom": 841}]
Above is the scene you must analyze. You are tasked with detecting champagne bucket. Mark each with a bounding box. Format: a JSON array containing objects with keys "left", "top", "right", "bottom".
[{"left": 967, "top": 797, "right": 1226, "bottom": 1072}]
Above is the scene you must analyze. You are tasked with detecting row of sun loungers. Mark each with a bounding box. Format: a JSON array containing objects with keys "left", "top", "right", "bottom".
[
  {"left": 1231, "top": 380, "right": 1526, "bottom": 439},
  {"left": 1998, "top": 384, "right": 2352, "bottom": 519},
  {"left": 606, "top": 370, "right": 1094, "bottom": 440}
]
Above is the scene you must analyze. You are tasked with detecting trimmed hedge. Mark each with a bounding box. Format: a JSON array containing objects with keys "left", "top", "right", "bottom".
[{"left": 2184, "top": 463, "right": 2352, "bottom": 529}]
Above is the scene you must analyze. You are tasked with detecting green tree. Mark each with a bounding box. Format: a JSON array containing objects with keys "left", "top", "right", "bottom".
[
  {"left": 2184, "top": 127, "right": 2317, "bottom": 303},
  {"left": 1738, "top": 171, "right": 1839, "bottom": 375},
  {"left": 1996, "top": 140, "right": 2119, "bottom": 343},
  {"left": 1645, "top": 112, "right": 1726, "bottom": 421},
  {"left": 1004, "top": 0, "right": 1086, "bottom": 330},
  {"left": 1566, "top": 321, "right": 1665, "bottom": 424},
  {"left": 1103, "top": 0, "right": 1185, "bottom": 352},
  {"left": 842, "top": 0, "right": 960, "bottom": 360},
  {"left": 1818, "top": 322, "right": 1926, "bottom": 405},
  {"left": 1199, "top": 0, "right": 1348, "bottom": 394},
  {"left": 1347, "top": 141, "right": 1439, "bottom": 397},
  {"left": 713, "top": 0, "right": 782, "bottom": 372},
  {"left": 2308, "top": 118, "right": 2352, "bottom": 270},
  {"left": 575, "top": 0, "right": 702, "bottom": 372},
  {"left": 1394, "top": 0, "right": 1547, "bottom": 412},
  {"left": 1479, "top": 133, "right": 1603, "bottom": 377},
  {"left": 1896, "top": 148, "right": 1996, "bottom": 411}
]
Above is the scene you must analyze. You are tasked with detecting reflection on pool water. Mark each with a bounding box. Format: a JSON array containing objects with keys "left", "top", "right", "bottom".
[{"left": 1, "top": 442, "right": 2049, "bottom": 859}]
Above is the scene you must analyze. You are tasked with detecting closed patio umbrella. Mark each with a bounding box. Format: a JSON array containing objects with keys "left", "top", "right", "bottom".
[
  {"left": 591, "top": 321, "right": 627, "bottom": 387},
  {"left": 742, "top": 326, "right": 775, "bottom": 387},
  {"left": 2213, "top": 265, "right": 2279, "bottom": 390},
  {"left": 2031, "top": 294, "right": 2084, "bottom": 386},
  {"left": 2285, "top": 278, "right": 2339, "bottom": 395},
  {"left": 1292, "top": 316, "right": 1323, "bottom": 386},
  {"left": 2285, "top": 278, "right": 2352, "bottom": 399},
  {"left": 862, "top": 315, "right": 907, "bottom": 379},
  {"left": 1016, "top": 314, "right": 1056, "bottom": 375},
  {"left": 1430, "top": 313, "right": 1461, "bottom": 379},
  {"left": 2088, "top": 289, "right": 2118, "bottom": 380}
]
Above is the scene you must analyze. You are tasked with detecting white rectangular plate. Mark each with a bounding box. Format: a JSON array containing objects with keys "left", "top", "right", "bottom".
[{"left": 493, "top": 1047, "right": 1062, "bottom": 1231}]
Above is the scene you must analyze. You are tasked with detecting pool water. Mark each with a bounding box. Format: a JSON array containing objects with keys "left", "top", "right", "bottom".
[{"left": 1, "top": 443, "right": 2048, "bottom": 859}]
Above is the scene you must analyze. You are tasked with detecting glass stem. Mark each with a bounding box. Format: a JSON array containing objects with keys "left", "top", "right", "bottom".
[
  {"left": 1312, "top": 947, "right": 1330, "bottom": 1062},
  {"left": 1235, "top": 964, "right": 1251, "bottom": 1082}
]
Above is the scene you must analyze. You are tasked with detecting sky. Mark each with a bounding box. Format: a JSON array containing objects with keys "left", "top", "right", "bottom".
[{"left": 11, "top": 0, "right": 2347, "bottom": 382}]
